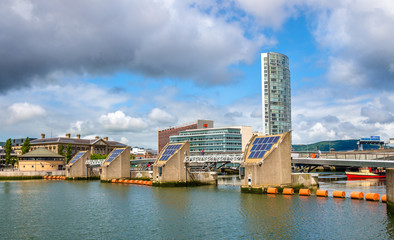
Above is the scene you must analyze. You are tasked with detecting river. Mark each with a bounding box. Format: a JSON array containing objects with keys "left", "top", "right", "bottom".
[{"left": 1, "top": 174, "right": 393, "bottom": 239}]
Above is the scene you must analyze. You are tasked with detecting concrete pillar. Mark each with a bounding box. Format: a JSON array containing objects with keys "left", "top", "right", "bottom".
[
  {"left": 387, "top": 168, "right": 394, "bottom": 205},
  {"left": 100, "top": 147, "right": 131, "bottom": 181},
  {"left": 153, "top": 142, "right": 190, "bottom": 185},
  {"left": 241, "top": 131, "right": 292, "bottom": 190}
]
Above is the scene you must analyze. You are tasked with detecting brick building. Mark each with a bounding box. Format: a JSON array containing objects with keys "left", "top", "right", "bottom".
[{"left": 158, "top": 120, "right": 213, "bottom": 153}]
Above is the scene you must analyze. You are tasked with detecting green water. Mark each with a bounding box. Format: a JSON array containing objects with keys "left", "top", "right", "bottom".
[{"left": 1, "top": 178, "right": 394, "bottom": 239}]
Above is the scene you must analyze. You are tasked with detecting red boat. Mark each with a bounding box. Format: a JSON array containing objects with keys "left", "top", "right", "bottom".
[{"left": 346, "top": 168, "right": 385, "bottom": 179}]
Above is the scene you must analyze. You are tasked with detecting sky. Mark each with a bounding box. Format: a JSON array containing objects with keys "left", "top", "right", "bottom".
[{"left": 1, "top": 0, "right": 394, "bottom": 148}]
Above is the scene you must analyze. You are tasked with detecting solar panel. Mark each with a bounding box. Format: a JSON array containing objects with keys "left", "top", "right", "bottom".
[
  {"left": 159, "top": 144, "right": 182, "bottom": 161},
  {"left": 106, "top": 149, "right": 124, "bottom": 162},
  {"left": 69, "top": 151, "right": 85, "bottom": 164},
  {"left": 247, "top": 136, "right": 281, "bottom": 159}
]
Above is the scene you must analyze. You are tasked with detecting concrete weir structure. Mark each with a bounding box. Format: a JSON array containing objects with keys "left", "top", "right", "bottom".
[
  {"left": 240, "top": 132, "right": 292, "bottom": 192},
  {"left": 152, "top": 142, "right": 191, "bottom": 186},
  {"left": 65, "top": 150, "right": 90, "bottom": 179},
  {"left": 101, "top": 147, "right": 131, "bottom": 181},
  {"left": 387, "top": 169, "right": 394, "bottom": 205}
]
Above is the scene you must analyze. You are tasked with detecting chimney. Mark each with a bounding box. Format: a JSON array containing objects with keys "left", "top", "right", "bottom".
[
  {"left": 95, "top": 136, "right": 99, "bottom": 139},
  {"left": 41, "top": 133, "right": 45, "bottom": 139},
  {"left": 66, "top": 133, "right": 71, "bottom": 138},
  {"left": 77, "top": 134, "right": 80, "bottom": 139},
  {"left": 104, "top": 137, "right": 108, "bottom": 141}
]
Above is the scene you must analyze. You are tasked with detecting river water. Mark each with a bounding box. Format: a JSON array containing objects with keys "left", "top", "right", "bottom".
[{"left": 1, "top": 174, "right": 394, "bottom": 239}]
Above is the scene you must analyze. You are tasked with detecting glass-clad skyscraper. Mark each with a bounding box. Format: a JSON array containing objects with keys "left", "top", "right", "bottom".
[{"left": 261, "top": 52, "right": 291, "bottom": 135}]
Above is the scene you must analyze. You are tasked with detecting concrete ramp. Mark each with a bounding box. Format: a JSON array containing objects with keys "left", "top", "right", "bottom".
[
  {"left": 240, "top": 132, "right": 292, "bottom": 189},
  {"left": 66, "top": 150, "right": 90, "bottom": 179},
  {"left": 152, "top": 142, "right": 190, "bottom": 185},
  {"left": 100, "top": 147, "right": 131, "bottom": 181}
]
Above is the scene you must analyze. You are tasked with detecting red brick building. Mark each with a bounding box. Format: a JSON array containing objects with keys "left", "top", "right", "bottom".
[{"left": 158, "top": 120, "right": 213, "bottom": 153}]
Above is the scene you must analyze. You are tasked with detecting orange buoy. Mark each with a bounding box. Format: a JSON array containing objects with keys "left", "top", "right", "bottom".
[
  {"left": 299, "top": 189, "right": 311, "bottom": 196},
  {"left": 365, "top": 193, "right": 380, "bottom": 201},
  {"left": 333, "top": 190, "right": 346, "bottom": 198},
  {"left": 111, "top": 179, "right": 117, "bottom": 183},
  {"left": 119, "top": 179, "right": 125, "bottom": 183},
  {"left": 141, "top": 181, "right": 147, "bottom": 185},
  {"left": 267, "top": 187, "right": 278, "bottom": 194},
  {"left": 382, "top": 195, "right": 387, "bottom": 203},
  {"left": 283, "top": 188, "right": 294, "bottom": 195},
  {"left": 311, "top": 153, "right": 316, "bottom": 158},
  {"left": 146, "top": 181, "right": 152, "bottom": 186},
  {"left": 350, "top": 191, "right": 364, "bottom": 200},
  {"left": 43, "top": 176, "right": 48, "bottom": 179},
  {"left": 316, "top": 189, "right": 328, "bottom": 197},
  {"left": 137, "top": 180, "right": 143, "bottom": 184}
]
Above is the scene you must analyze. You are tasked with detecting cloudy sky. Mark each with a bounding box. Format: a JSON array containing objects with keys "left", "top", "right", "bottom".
[{"left": 1, "top": 0, "right": 394, "bottom": 148}]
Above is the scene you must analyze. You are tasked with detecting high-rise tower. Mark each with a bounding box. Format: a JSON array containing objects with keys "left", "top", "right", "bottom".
[{"left": 261, "top": 52, "right": 291, "bottom": 135}]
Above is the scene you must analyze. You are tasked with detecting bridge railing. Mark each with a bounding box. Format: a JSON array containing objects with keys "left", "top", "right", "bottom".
[
  {"left": 293, "top": 151, "right": 394, "bottom": 161},
  {"left": 185, "top": 154, "right": 243, "bottom": 163},
  {"left": 85, "top": 159, "right": 106, "bottom": 166}
]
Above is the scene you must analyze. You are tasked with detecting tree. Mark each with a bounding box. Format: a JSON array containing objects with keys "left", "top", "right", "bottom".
[
  {"left": 65, "top": 144, "right": 72, "bottom": 163},
  {"left": 58, "top": 144, "right": 64, "bottom": 156},
  {"left": 4, "top": 138, "right": 12, "bottom": 166},
  {"left": 21, "top": 137, "right": 30, "bottom": 154}
]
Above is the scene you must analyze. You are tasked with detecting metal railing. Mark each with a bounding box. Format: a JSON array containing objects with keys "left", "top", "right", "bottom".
[{"left": 185, "top": 154, "right": 243, "bottom": 163}]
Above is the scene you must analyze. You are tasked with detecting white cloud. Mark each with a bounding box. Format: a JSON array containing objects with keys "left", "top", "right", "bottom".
[
  {"left": 99, "top": 111, "right": 147, "bottom": 132},
  {"left": 7, "top": 102, "right": 46, "bottom": 123},
  {"left": 148, "top": 108, "right": 176, "bottom": 124}
]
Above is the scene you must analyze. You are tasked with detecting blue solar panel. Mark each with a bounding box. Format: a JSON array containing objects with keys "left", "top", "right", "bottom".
[
  {"left": 69, "top": 151, "right": 85, "bottom": 164},
  {"left": 106, "top": 149, "right": 124, "bottom": 162},
  {"left": 159, "top": 144, "right": 182, "bottom": 161},
  {"left": 248, "top": 136, "right": 281, "bottom": 159}
]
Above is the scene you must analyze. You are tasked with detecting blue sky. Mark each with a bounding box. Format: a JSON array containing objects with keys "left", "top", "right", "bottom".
[{"left": 1, "top": 0, "right": 393, "bottom": 148}]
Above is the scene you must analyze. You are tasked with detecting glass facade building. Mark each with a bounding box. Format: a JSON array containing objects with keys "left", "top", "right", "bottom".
[
  {"left": 261, "top": 52, "right": 291, "bottom": 135},
  {"left": 169, "top": 126, "right": 252, "bottom": 154}
]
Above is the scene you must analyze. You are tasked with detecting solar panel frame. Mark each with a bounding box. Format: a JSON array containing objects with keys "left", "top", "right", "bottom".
[
  {"left": 106, "top": 149, "right": 124, "bottom": 163},
  {"left": 159, "top": 144, "right": 182, "bottom": 161},
  {"left": 69, "top": 151, "right": 85, "bottom": 164},
  {"left": 247, "top": 136, "right": 281, "bottom": 159}
]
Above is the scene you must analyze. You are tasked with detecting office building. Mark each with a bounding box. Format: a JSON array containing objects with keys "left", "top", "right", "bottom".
[
  {"left": 169, "top": 126, "right": 253, "bottom": 154},
  {"left": 261, "top": 52, "right": 291, "bottom": 135}
]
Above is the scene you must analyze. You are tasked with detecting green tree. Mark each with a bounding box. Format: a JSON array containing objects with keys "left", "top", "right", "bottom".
[
  {"left": 65, "top": 144, "right": 72, "bottom": 163},
  {"left": 90, "top": 153, "right": 108, "bottom": 160},
  {"left": 58, "top": 144, "right": 64, "bottom": 156},
  {"left": 4, "top": 138, "right": 12, "bottom": 166},
  {"left": 21, "top": 137, "right": 30, "bottom": 154}
]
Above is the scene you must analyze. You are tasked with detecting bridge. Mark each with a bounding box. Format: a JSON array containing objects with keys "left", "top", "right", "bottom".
[{"left": 86, "top": 151, "right": 394, "bottom": 170}]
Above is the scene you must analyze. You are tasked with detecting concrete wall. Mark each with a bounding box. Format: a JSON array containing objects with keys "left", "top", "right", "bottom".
[
  {"left": 153, "top": 142, "right": 190, "bottom": 184},
  {"left": 241, "top": 131, "right": 292, "bottom": 188},
  {"left": 66, "top": 150, "right": 90, "bottom": 178},
  {"left": 101, "top": 147, "right": 131, "bottom": 181},
  {"left": 0, "top": 170, "right": 65, "bottom": 177},
  {"left": 190, "top": 172, "right": 217, "bottom": 184},
  {"left": 387, "top": 169, "right": 394, "bottom": 205},
  {"left": 131, "top": 171, "right": 152, "bottom": 179}
]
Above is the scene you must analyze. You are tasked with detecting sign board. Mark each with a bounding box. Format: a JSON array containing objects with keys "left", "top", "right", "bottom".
[{"left": 370, "top": 136, "right": 380, "bottom": 141}]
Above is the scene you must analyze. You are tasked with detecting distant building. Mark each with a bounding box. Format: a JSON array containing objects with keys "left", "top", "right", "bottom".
[
  {"left": 158, "top": 120, "right": 213, "bottom": 153},
  {"left": 261, "top": 52, "right": 291, "bottom": 135},
  {"left": 131, "top": 147, "right": 157, "bottom": 159},
  {"left": 169, "top": 126, "right": 253, "bottom": 154},
  {"left": 14, "top": 133, "right": 127, "bottom": 157},
  {"left": 18, "top": 148, "right": 65, "bottom": 171}
]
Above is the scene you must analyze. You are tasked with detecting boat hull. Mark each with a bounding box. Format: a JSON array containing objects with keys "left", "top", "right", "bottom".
[{"left": 346, "top": 172, "right": 386, "bottom": 179}]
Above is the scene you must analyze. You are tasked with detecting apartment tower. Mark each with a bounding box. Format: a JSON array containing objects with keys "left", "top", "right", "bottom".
[{"left": 261, "top": 52, "right": 291, "bottom": 135}]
